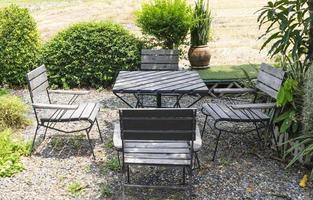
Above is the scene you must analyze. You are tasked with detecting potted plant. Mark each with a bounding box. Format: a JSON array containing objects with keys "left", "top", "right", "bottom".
[{"left": 188, "top": 0, "right": 212, "bottom": 68}]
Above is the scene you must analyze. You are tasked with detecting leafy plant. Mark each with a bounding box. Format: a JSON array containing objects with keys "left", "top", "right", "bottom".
[
  {"left": 0, "top": 129, "right": 30, "bottom": 177},
  {"left": 0, "top": 4, "right": 41, "bottom": 86},
  {"left": 0, "top": 95, "right": 30, "bottom": 130},
  {"left": 258, "top": 0, "right": 313, "bottom": 137},
  {"left": 190, "top": 0, "right": 212, "bottom": 46},
  {"left": 67, "top": 181, "right": 84, "bottom": 195},
  {"left": 0, "top": 88, "right": 8, "bottom": 96},
  {"left": 100, "top": 183, "right": 113, "bottom": 198},
  {"left": 136, "top": 0, "right": 193, "bottom": 49},
  {"left": 100, "top": 157, "right": 120, "bottom": 175},
  {"left": 258, "top": 0, "right": 313, "bottom": 66},
  {"left": 41, "top": 21, "right": 143, "bottom": 88},
  {"left": 285, "top": 64, "right": 313, "bottom": 181}
]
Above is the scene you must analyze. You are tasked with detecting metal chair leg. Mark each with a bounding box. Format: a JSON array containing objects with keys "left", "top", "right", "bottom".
[
  {"left": 95, "top": 118, "right": 103, "bottom": 142},
  {"left": 212, "top": 130, "right": 222, "bottom": 161},
  {"left": 127, "top": 165, "right": 130, "bottom": 184},
  {"left": 201, "top": 115, "right": 208, "bottom": 138},
  {"left": 269, "top": 123, "right": 280, "bottom": 156},
  {"left": 188, "top": 166, "right": 193, "bottom": 200},
  {"left": 85, "top": 128, "right": 95, "bottom": 160},
  {"left": 30, "top": 125, "right": 40, "bottom": 155},
  {"left": 43, "top": 126, "right": 48, "bottom": 140},
  {"left": 194, "top": 152, "right": 201, "bottom": 170},
  {"left": 182, "top": 167, "right": 186, "bottom": 185},
  {"left": 117, "top": 150, "right": 121, "bottom": 168}
]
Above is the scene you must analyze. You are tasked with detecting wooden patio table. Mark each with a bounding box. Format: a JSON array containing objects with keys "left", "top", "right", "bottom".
[{"left": 112, "top": 70, "right": 209, "bottom": 108}]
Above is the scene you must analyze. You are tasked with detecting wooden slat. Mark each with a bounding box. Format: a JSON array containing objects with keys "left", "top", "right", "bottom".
[
  {"left": 257, "top": 71, "right": 283, "bottom": 91},
  {"left": 31, "top": 81, "right": 49, "bottom": 96},
  {"left": 124, "top": 147, "right": 190, "bottom": 154},
  {"left": 27, "top": 65, "right": 46, "bottom": 80},
  {"left": 125, "top": 153, "right": 191, "bottom": 159},
  {"left": 29, "top": 73, "right": 48, "bottom": 91},
  {"left": 122, "top": 119, "right": 193, "bottom": 130},
  {"left": 140, "top": 49, "right": 179, "bottom": 71},
  {"left": 122, "top": 131, "right": 194, "bottom": 141},
  {"left": 124, "top": 142, "right": 188, "bottom": 148},
  {"left": 113, "top": 71, "right": 209, "bottom": 94},
  {"left": 260, "top": 63, "right": 285, "bottom": 79},
  {"left": 232, "top": 103, "right": 276, "bottom": 110},
  {"left": 256, "top": 82, "right": 278, "bottom": 99},
  {"left": 141, "top": 55, "right": 179, "bottom": 64},
  {"left": 124, "top": 158, "right": 190, "bottom": 165},
  {"left": 120, "top": 108, "right": 195, "bottom": 118},
  {"left": 202, "top": 104, "right": 222, "bottom": 120},
  {"left": 141, "top": 64, "right": 178, "bottom": 71},
  {"left": 141, "top": 49, "right": 179, "bottom": 55},
  {"left": 213, "top": 88, "right": 256, "bottom": 94}
]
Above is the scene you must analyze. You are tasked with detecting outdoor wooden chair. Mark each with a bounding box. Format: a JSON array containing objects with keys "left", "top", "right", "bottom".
[
  {"left": 113, "top": 108, "right": 200, "bottom": 199},
  {"left": 26, "top": 65, "right": 103, "bottom": 159},
  {"left": 136, "top": 49, "right": 180, "bottom": 108},
  {"left": 201, "top": 63, "right": 285, "bottom": 161}
]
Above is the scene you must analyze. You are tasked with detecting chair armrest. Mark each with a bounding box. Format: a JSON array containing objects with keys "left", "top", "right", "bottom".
[
  {"left": 231, "top": 103, "right": 276, "bottom": 110},
  {"left": 32, "top": 103, "right": 79, "bottom": 110},
  {"left": 48, "top": 90, "right": 90, "bottom": 95},
  {"left": 213, "top": 88, "right": 257, "bottom": 94}
]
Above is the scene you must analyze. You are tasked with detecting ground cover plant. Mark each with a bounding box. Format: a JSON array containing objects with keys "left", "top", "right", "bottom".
[
  {"left": 0, "top": 129, "right": 30, "bottom": 177},
  {"left": 0, "top": 92, "right": 30, "bottom": 177},
  {"left": 41, "top": 21, "right": 143, "bottom": 88},
  {"left": 0, "top": 4, "right": 41, "bottom": 86}
]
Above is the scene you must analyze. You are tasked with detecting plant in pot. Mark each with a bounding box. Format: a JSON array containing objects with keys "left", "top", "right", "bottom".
[
  {"left": 135, "top": 0, "right": 193, "bottom": 49},
  {"left": 188, "top": 0, "right": 212, "bottom": 69}
]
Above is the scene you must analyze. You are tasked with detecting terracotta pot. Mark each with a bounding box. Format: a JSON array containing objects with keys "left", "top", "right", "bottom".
[{"left": 188, "top": 45, "right": 211, "bottom": 69}]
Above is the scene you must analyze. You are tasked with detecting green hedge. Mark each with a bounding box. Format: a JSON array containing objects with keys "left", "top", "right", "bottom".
[
  {"left": 0, "top": 5, "right": 41, "bottom": 86},
  {"left": 41, "top": 21, "right": 143, "bottom": 88}
]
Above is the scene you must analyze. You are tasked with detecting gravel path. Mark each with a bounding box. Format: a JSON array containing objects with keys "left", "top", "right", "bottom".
[{"left": 0, "top": 89, "right": 312, "bottom": 200}]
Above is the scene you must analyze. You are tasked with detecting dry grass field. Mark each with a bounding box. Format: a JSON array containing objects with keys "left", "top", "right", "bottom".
[{"left": 0, "top": 0, "right": 270, "bottom": 65}]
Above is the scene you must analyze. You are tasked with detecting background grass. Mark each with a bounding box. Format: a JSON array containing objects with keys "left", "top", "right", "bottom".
[{"left": 197, "top": 64, "right": 259, "bottom": 81}]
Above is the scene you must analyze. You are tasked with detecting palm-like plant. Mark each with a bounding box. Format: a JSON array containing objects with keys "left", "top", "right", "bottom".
[{"left": 190, "top": 0, "right": 212, "bottom": 46}]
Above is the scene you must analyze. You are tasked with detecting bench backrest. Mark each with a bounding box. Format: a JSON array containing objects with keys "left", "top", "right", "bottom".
[
  {"left": 26, "top": 65, "right": 50, "bottom": 103},
  {"left": 140, "top": 49, "right": 179, "bottom": 71},
  {"left": 256, "top": 63, "right": 286, "bottom": 99},
  {"left": 119, "top": 108, "right": 196, "bottom": 141}
]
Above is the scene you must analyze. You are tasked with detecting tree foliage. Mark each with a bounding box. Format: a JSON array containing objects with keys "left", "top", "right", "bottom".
[
  {"left": 136, "top": 0, "right": 193, "bottom": 49},
  {"left": 0, "top": 4, "right": 41, "bottom": 86},
  {"left": 41, "top": 22, "right": 143, "bottom": 88}
]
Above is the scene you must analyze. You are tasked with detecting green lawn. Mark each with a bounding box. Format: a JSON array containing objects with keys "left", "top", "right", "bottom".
[{"left": 197, "top": 64, "right": 259, "bottom": 82}]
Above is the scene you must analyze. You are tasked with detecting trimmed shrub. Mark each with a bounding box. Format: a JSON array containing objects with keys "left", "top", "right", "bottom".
[
  {"left": 0, "top": 5, "right": 41, "bottom": 86},
  {"left": 0, "top": 95, "right": 30, "bottom": 130},
  {"left": 41, "top": 21, "right": 143, "bottom": 88},
  {"left": 136, "top": 0, "right": 193, "bottom": 49},
  {"left": 0, "top": 129, "right": 30, "bottom": 177}
]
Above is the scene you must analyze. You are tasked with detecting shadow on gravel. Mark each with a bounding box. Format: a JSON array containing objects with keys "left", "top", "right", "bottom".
[{"left": 32, "top": 134, "right": 98, "bottom": 159}]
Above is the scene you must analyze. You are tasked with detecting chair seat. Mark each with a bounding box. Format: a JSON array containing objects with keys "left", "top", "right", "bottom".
[
  {"left": 113, "top": 123, "right": 202, "bottom": 152},
  {"left": 202, "top": 103, "right": 270, "bottom": 122},
  {"left": 40, "top": 102, "right": 100, "bottom": 123}
]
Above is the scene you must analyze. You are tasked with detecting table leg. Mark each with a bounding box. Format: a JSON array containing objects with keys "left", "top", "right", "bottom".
[
  {"left": 157, "top": 93, "right": 162, "bottom": 108},
  {"left": 113, "top": 92, "right": 134, "bottom": 108}
]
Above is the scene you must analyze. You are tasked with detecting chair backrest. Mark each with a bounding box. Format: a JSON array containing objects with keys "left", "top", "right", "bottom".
[
  {"left": 26, "top": 65, "right": 50, "bottom": 103},
  {"left": 256, "top": 63, "right": 286, "bottom": 99},
  {"left": 119, "top": 108, "right": 196, "bottom": 141},
  {"left": 140, "top": 49, "right": 179, "bottom": 71}
]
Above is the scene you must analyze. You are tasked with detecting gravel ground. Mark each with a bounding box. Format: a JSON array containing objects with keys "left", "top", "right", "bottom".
[{"left": 0, "top": 89, "right": 312, "bottom": 200}]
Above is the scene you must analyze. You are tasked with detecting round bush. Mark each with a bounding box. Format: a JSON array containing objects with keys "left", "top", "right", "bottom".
[
  {"left": 0, "top": 5, "right": 41, "bottom": 86},
  {"left": 41, "top": 22, "right": 143, "bottom": 88},
  {"left": 136, "top": 0, "right": 193, "bottom": 49}
]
